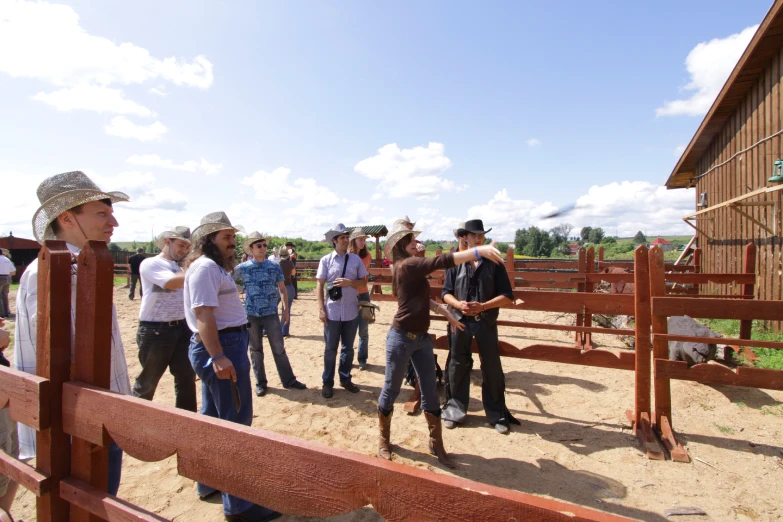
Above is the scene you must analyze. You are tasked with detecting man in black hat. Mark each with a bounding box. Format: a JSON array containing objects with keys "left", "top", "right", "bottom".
[{"left": 441, "top": 219, "right": 518, "bottom": 434}]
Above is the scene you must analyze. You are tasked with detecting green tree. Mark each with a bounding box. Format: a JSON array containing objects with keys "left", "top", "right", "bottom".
[
  {"left": 587, "top": 227, "right": 605, "bottom": 244},
  {"left": 580, "top": 226, "right": 592, "bottom": 241},
  {"left": 601, "top": 235, "right": 616, "bottom": 245},
  {"left": 515, "top": 227, "right": 554, "bottom": 257},
  {"left": 550, "top": 223, "right": 573, "bottom": 246},
  {"left": 633, "top": 231, "right": 647, "bottom": 244},
  {"left": 107, "top": 243, "right": 121, "bottom": 251}
]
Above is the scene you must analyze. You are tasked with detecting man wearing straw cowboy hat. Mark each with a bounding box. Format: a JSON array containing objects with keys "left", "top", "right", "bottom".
[
  {"left": 13, "top": 171, "right": 132, "bottom": 496},
  {"left": 316, "top": 223, "right": 368, "bottom": 398},
  {"left": 131, "top": 227, "right": 197, "bottom": 412},
  {"left": 441, "top": 219, "right": 518, "bottom": 434},
  {"left": 234, "top": 232, "right": 305, "bottom": 397},
  {"left": 183, "top": 213, "right": 280, "bottom": 521}
]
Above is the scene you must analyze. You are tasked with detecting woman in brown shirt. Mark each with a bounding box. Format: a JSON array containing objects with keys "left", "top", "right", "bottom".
[{"left": 377, "top": 223, "right": 504, "bottom": 468}]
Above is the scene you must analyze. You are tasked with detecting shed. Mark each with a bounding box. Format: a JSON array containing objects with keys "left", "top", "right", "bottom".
[
  {"left": 648, "top": 238, "right": 673, "bottom": 252},
  {"left": 666, "top": 0, "right": 783, "bottom": 328},
  {"left": 0, "top": 233, "right": 41, "bottom": 282},
  {"left": 347, "top": 225, "right": 388, "bottom": 262}
]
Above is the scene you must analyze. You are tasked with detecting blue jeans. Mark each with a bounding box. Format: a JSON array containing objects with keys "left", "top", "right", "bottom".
[
  {"left": 378, "top": 328, "right": 439, "bottom": 413},
  {"left": 281, "top": 284, "right": 295, "bottom": 337},
  {"left": 189, "top": 329, "right": 262, "bottom": 516},
  {"left": 108, "top": 441, "right": 122, "bottom": 496},
  {"left": 248, "top": 314, "right": 297, "bottom": 388},
  {"left": 322, "top": 317, "right": 359, "bottom": 386},
  {"left": 356, "top": 292, "right": 370, "bottom": 364}
]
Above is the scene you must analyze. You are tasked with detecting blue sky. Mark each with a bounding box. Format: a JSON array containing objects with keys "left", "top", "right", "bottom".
[{"left": 0, "top": 0, "right": 774, "bottom": 241}]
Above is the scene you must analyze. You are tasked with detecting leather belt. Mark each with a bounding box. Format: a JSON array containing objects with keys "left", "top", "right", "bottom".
[
  {"left": 219, "top": 324, "right": 249, "bottom": 335},
  {"left": 139, "top": 319, "right": 186, "bottom": 327}
]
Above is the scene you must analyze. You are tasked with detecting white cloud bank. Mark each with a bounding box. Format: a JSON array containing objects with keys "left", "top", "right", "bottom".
[
  {"left": 0, "top": 0, "right": 213, "bottom": 137},
  {"left": 657, "top": 25, "right": 758, "bottom": 117},
  {"left": 354, "top": 142, "right": 467, "bottom": 200},
  {"left": 127, "top": 154, "right": 223, "bottom": 176},
  {"left": 105, "top": 117, "right": 168, "bottom": 141}
]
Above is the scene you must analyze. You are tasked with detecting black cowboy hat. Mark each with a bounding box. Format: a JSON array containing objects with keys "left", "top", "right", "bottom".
[{"left": 463, "top": 219, "right": 492, "bottom": 234}]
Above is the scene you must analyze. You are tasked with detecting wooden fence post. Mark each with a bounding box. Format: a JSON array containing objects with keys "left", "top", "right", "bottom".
[
  {"left": 583, "top": 246, "right": 595, "bottom": 349},
  {"left": 506, "top": 247, "right": 515, "bottom": 287},
  {"left": 574, "top": 248, "right": 586, "bottom": 348},
  {"left": 70, "top": 242, "right": 114, "bottom": 522},
  {"left": 36, "top": 241, "right": 73, "bottom": 522},
  {"left": 739, "top": 242, "right": 757, "bottom": 339}
]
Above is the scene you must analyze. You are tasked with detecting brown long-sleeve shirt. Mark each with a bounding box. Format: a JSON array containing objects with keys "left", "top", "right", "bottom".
[{"left": 391, "top": 253, "right": 455, "bottom": 333}]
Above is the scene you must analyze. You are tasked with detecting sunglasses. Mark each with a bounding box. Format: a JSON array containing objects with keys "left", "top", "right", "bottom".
[{"left": 252, "top": 242, "right": 268, "bottom": 248}]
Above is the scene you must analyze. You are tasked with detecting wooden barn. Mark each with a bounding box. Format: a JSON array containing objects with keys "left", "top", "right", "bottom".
[
  {"left": 0, "top": 233, "right": 41, "bottom": 282},
  {"left": 666, "top": 0, "right": 783, "bottom": 328}
]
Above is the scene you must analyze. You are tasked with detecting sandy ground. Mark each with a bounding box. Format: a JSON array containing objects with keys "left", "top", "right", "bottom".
[{"left": 4, "top": 285, "right": 783, "bottom": 522}]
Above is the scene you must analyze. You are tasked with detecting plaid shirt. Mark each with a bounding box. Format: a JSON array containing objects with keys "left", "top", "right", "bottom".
[{"left": 13, "top": 243, "right": 130, "bottom": 460}]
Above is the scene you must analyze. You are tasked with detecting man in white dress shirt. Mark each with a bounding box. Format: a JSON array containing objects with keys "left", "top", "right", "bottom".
[{"left": 13, "top": 171, "right": 131, "bottom": 496}]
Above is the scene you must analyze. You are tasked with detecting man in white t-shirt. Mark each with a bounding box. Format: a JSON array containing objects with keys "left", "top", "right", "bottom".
[
  {"left": 0, "top": 250, "right": 15, "bottom": 318},
  {"left": 183, "top": 212, "right": 280, "bottom": 522},
  {"left": 131, "top": 227, "right": 196, "bottom": 412}
]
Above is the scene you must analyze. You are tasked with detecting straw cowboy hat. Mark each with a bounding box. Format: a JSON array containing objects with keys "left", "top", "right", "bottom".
[
  {"left": 392, "top": 215, "right": 416, "bottom": 229},
  {"left": 463, "top": 219, "right": 492, "bottom": 235},
  {"left": 384, "top": 222, "right": 421, "bottom": 260},
  {"left": 278, "top": 247, "right": 292, "bottom": 259},
  {"left": 191, "top": 211, "right": 244, "bottom": 243},
  {"left": 32, "top": 171, "right": 130, "bottom": 243},
  {"left": 324, "top": 223, "right": 351, "bottom": 244},
  {"left": 155, "top": 226, "right": 191, "bottom": 250},
  {"left": 349, "top": 227, "right": 370, "bottom": 241},
  {"left": 452, "top": 222, "right": 466, "bottom": 239},
  {"left": 242, "top": 231, "right": 271, "bottom": 256}
]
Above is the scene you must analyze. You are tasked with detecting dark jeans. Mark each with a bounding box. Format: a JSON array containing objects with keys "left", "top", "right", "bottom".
[
  {"left": 443, "top": 320, "right": 509, "bottom": 425},
  {"left": 132, "top": 322, "right": 197, "bottom": 411},
  {"left": 356, "top": 292, "right": 370, "bottom": 364},
  {"left": 0, "top": 274, "right": 10, "bottom": 317},
  {"left": 129, "top": 274, "right": 142, "bottom": 299},
  {"left": 378, "top": 328, "right": 439, "bottom": 413},
  {"left": 248, "top": 314, "right": 297, "bottom": 388},
  {"left": 322, "top": 317, "right": 359, "bottom": 386},
  {"left": 281, "top": 284, "right": 295, "bottom": 337},
  {"left": 291, "top": 274, "right": 298, "bottom": 299},
  {"left": 189, "top": 328, "right": 266, "bottom": 516},
  {"left": 108, "top": 441, "right": 122, "bottom": 496}
]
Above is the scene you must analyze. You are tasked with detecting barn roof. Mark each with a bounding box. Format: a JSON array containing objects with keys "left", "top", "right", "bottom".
[
  {"left": 347, "top": 225, "right": 388, "bottom": 237},
  {"left": 666, "top": 0, "right": 783, "bottom": 189},
  {"left": 650, "top": 237, "right": 672, "bottom": 245},
  {"left": 0, "top": 235, "right": 41, "bottom": 250}
]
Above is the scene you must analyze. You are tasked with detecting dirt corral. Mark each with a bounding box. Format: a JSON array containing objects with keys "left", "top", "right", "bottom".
[{"left": 6, "top": 286, "right": 783, "bottom": 521}]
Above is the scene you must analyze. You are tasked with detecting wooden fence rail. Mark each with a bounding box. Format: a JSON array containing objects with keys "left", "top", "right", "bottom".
[{"left": 0, "top": 241, "right": 629, "bottom": 521}]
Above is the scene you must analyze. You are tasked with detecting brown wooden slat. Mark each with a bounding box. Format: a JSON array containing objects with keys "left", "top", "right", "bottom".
[
  {"left": 429, "top": 315, "right": 635, "bottom": 336},
  {"left": 655, "top": 360, "right": 783, "bottom": 390},
  {"left": 60, "top": 478, "right": 167, "bottom": 522},
  {"left": 61, "top": 383, "right": 630, "bottom": 522},
  {"left": 0, "top": 366, "right": 50, "bottom": 430},
  {"left": 652, "top": 296, "right": 783, "bottom": 321},
  {"left": 653, "top": 333, "right": 783, "bottom": 349},
  {"left": 510, "top": 290, "right": 635, "bottom": 316},
  {"left": 664, "top": 273, "right": 755, "bottom": 285},
  {"left": 0, "top": 448, "right": 51, "bottom": 496}
]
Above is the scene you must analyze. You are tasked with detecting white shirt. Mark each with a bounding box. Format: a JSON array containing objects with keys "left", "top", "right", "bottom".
[
  {"left": 13, "top": 243, "right": 130, "bottom": 460},
  {"left": 268, "top": 254, "right": 280, "bottom": 264},
  {"left": 139, "top": 255, "right": 185, "bottom": 322},
  {"left": 0, "top": 255, "right": 14, "bottom": 276},
  {"left": 184, "top": 256, "right": 247, "bottom": 332}
]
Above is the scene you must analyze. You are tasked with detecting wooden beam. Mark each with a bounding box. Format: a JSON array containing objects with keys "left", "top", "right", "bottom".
[
  {"left": 0, "top": 448, "right": 51, "bottom": 496},
  {"left": 652, "top": 297, "right": 783, "bottom": 321},
  {"left": 653, "top": 333, "right": 783, "bottom": 349},
  {"left": 429, "top": 316, "right": 635, "bottom": 336},
  {"left": 655, "top": 359, "right": 783, "bottom": 391},
  {"left": 730, "top": 206, "right": 775, "bottom": 234},
  {"left": 60, "top": 478, "right": 167, "bottom": 522},
  {"left": 0, "top": 367, "right": 50, "bottom": 430},
  {"left": 61, "top": 383, "right": 631, "bottom": 522}
]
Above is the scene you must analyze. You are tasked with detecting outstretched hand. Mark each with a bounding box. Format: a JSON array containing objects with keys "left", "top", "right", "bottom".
[{"left": 476, "top": 242, "right": 504, "bottom": 264}]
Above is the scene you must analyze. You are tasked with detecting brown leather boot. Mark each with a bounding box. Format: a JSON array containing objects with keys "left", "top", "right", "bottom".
[
  {"left": 402, "top": 382, "right": 421, "bottom": 414},
  {"left": 424, "top": 412, "right": 456, "bottom": 469},
  {"left": 378, "top": 409, "right": 393, "bottom": 460}
]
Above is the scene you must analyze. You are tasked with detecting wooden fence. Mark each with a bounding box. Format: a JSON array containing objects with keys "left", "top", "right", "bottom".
[{"left": 0, "top": 241, "right": 627, "bottom": 522}]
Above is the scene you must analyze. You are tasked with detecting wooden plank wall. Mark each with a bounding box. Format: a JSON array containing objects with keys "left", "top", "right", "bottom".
[{"left": 695, "top": 45, "right": 783, "bottom": 330}]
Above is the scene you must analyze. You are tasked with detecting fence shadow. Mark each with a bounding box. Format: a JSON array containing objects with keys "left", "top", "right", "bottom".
[{"left": 706, "top": 383, "right": 782, "bottom": 409}]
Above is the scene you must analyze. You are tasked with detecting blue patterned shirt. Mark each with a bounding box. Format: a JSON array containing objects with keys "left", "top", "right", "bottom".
[{"left": 234, "top": 259, "right": 284, "bottom": 318}]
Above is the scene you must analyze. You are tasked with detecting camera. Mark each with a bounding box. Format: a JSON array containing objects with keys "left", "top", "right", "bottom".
[{"left": 326, "top": 282, "right": 342, "bottom": 301}]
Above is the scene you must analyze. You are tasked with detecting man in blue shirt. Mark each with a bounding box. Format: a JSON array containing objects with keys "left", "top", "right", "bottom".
[{"left": 235, "top": 231, "right": 306, "bottom": 397}]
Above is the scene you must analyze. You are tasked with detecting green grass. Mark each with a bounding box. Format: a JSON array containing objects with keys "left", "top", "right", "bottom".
[
  {"left": 699, "top": 319, "right": 783, "bottom": 370},
  {"left": 714, "top": 423, "right": 736, "bottom": 434}
]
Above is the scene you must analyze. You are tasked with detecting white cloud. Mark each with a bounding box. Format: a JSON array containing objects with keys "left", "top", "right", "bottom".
[
  {"left": 0, "top": 0, "right": 213, "bottom": 119},
  {"left": 354, "top": 142, "right": 467, "bottom": 199},
  {"left": 527, "top": 138, "right": 541, "bottom": 147},
  {"left": 657, "top": 25, "right": 758, "bottom": 117},
  {"left": 126, "top": 154, "right": 222, "bottom": 175},
  {"left": 241, "top": 167, "right": 341, "bottom": 211},
  {"left": 148, "top": 85, "right": 167, "bottom": 96},
  {"left": 31, "top": 85, "right": 156, "bottom": 117},
  {"left": 105, "top": 116, "right": 168, "bottom": 141}
]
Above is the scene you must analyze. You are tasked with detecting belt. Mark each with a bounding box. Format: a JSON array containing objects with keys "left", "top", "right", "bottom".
[
  {"left": 461, "top": 314, "right": 483, "bottom": 323},
  {"left": 139, "top": 319, "right": 186, "bottom": 327},
  {"left": 392, "top": 327, "right": 427, "bottom": 340},
  {"left": 219, "top": 324, "right": 249, "bottom": 335}
]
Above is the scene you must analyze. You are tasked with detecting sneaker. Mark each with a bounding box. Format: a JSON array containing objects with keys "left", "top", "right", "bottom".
[
  {"left": 358, "top": 362, "right": 367, "bottom": 371},
  {"left": 494, "top": 422, "right": 510, "bottom": 435},
  {"left": 444, "top": 420, "right": 457, "bottom": 429},
  {"left": 321, "top": 385, "right": 333, "bottom": 399},
  {"left": 285, "top": 380, "right": 306, "bottom": 390},
  {"left": 255, "top": 385, "right": 267, "bottom": 397},
  {"left": 224, "top": 504, "right": 281, "bottom": 522},
  {"left": 340, "top": 381, "right": 360, "bottom": 393}
]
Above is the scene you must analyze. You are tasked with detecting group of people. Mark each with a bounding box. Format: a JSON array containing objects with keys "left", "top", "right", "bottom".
[{"left": 0, "top": 170, "right": 519, "bottom": 522}]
